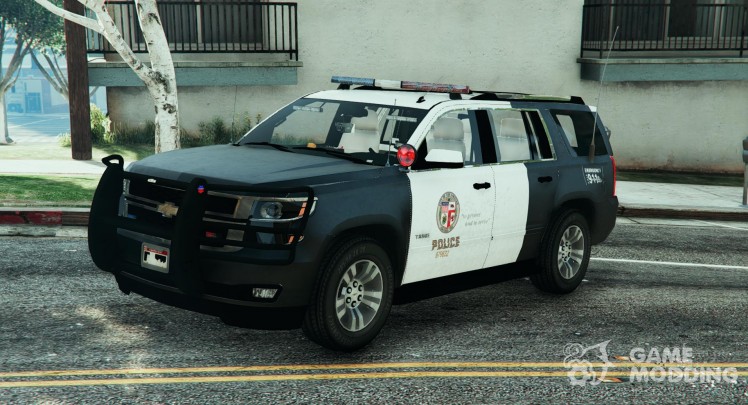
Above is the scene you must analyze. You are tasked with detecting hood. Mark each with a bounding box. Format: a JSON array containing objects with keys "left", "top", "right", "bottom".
[{"left": 127, "top": 144, "right": 382, "bottom": 187}]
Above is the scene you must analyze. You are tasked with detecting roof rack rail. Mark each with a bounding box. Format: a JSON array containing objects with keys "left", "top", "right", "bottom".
[
  {"left": 330, "top": 76, "right": 585, "bottom": 104},
  {"left": 470, "top": 91, "right": 585, "bottom": 105}
]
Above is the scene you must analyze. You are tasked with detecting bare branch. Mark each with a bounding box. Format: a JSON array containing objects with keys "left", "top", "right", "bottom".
[
  {"left": 31, "top": 51, "right": 69, "bottom": 99},
  {"left": 47, "top": 53, "right": 69, "bottom": 95},
  {"left": 0, "top": 41, "right": 29, "bottom": 89}
]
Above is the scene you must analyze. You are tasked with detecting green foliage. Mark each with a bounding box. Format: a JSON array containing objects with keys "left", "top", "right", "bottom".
[
  {"left": 107, "top": 121, "right": 156, "bottom": 145},
  {"left": 57, "top": 132, "right": 71, "bottom": 147},
  {"left": 0, "top": 0, "right": 64, "bottom": 52},
  {"left": 58, "top": 112, "right": 262, "bottom": 149},
  {"left": 182, "top": 113, "right": 257, "bottom": 148},
  {"left": 90, "top": 104, "right": 111, "bottom": 145}
]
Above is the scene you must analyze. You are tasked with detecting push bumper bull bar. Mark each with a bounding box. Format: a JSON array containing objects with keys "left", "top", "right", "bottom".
[{"left": 88, "top": 154, "right": 315, "bottom": 298}]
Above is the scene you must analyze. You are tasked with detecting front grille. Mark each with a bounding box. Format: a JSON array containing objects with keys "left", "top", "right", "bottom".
[
  {"left": 123, "top": 179, "right": 239, "bottom": 220},
  {"left": 118, "top": 176, "right": 313, "bottom": 257},
  {"left": 122, "top": 179, "right": 242, "bottom": 249}
]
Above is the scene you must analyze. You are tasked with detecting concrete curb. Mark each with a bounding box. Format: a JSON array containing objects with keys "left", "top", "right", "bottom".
[
  {"left": 0, "top": 208, "right": 90, "bottom": 226},
  {"left": 618, "top": 205, "right": 748, "bottom": 222}
]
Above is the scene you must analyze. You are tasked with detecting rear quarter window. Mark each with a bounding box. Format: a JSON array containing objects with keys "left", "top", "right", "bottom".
[{"left": 550, "top": 110, "right": 609, "bottom": 157}]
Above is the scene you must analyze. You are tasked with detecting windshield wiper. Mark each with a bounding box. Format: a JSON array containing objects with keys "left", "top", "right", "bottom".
[
  {"left": 238, "top": 142, "right": 294, "bottom": 153},
  {"left": 293, "top": 146, "right": 370, "bottom": 164}
]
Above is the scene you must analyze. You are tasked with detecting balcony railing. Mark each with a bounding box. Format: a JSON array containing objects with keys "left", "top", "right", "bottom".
[
  {"left": 87, "top": 1, "right": 298, "bottom": 60},
  {"left": 581, "top": 2, "right": 747, "bottom": 58}
]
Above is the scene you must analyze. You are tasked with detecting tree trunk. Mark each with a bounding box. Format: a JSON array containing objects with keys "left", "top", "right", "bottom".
[
  {"left": 64, "top": 0, "right": 92, "bottom": 160},
  {"left": 136, "top": 0, "right": 180, "bottom": 152},
  {"left": 153, "top": 94, "right": 179, "bottom": 152},
  {"left": 0, "top": 92, "right": 12, "bottom": 145}
]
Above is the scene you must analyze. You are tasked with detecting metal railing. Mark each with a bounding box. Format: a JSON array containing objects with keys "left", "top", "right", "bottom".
[
  {"left": 581, "top": 2, "right": 747, "bottom": 58},
  {"left": 87, "top": 1, "right": 298, "bottom": 60}
]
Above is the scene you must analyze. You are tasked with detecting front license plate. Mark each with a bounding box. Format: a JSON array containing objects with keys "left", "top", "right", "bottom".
[{"left": 141, "top": 243, "right": 169, "bottom": 273}]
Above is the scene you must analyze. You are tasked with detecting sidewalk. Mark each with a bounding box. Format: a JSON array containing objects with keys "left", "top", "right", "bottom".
[{"left": 1, "top": 159, "right": 746, "bottom": 226}]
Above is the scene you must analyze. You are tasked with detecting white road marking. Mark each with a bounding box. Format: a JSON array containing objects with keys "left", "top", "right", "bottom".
[
  {"left": 696, "top": 220, "right": 748, "bottom": 231},
  {"left": 593, "top": 257, "right": 748, "bottom": 270},
  {"left": 8, "top": 116, "right": 68, "bottom": 129}
]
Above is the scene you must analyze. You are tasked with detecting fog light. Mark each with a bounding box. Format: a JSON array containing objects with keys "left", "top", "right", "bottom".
[{"left": 252, "top": 288, "right": 279, "bottom": 300}]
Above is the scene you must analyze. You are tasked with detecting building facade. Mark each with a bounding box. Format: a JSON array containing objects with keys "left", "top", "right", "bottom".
[{"left": 90, "top": 0, "right": 748, "bottom": 173}]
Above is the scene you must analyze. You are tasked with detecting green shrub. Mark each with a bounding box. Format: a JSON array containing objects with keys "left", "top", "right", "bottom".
[
  {"left": 100, "top": 112, "right": 261, "bottom": 148},
  {"left": 108, "top": 121, "right": 156, "bottom": 145},
  {"left": 183, "top": 113, "right": 258, "bottom": 148},
  {"left": 90, "top": 104, "right": 111, "bottom": 145},
  {"left": 57, "top": 132, "right": 71, "bottom": 147}
]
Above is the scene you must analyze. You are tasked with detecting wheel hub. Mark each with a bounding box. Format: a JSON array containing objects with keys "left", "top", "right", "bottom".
[
  {"left": 342, "top": 280, "right": 365, "bottom": 308},
  {"left": 557, "top": 225, "right": 585, "bottom": 280},
  {"left": 335, "top": 259, "right": 384, "bottom": 332}
]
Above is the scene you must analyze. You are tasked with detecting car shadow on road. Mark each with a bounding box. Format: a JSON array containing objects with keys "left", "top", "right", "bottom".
[{"left": 393, "top": 261, "right": 536, "bottom": 305}]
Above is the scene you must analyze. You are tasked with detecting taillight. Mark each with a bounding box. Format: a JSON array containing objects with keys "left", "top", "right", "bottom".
[{"left": 610, "top": 155, "right": 617, "bottom": 197}]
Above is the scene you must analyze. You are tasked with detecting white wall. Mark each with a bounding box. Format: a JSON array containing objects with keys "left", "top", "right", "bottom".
[{"left": 106, "top": 0, "right": 748, "bottom": 173}]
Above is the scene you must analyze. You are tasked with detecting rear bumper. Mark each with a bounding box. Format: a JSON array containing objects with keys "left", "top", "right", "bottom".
[
  {"left": 591, "top": 196, "right": 619, "bottom": 244},
  {"left": 88, "top": 155, "right": 317, "bottom": 319}
]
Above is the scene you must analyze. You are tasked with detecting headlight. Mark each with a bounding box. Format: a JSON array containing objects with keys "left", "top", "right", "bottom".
[
  {"left": 251, "top": 197, "right": 316, "bottom": 222},
  {"left": 258, "top": 201, "right": 284, "bottom": 219}
]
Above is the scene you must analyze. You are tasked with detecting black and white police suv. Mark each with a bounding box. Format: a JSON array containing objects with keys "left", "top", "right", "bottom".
[{"left": 89, "top": 76, "right": 618, "bottom": 351}]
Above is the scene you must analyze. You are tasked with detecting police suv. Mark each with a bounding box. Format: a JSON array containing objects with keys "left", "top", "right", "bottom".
[{"left": 89, "top": 76, "right": 618, "bottom": 351}]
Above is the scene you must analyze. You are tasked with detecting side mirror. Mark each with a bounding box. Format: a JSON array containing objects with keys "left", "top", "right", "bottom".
[
  {"left": 425, "top": 149, "right": 464, "bottom": 168},
  {"left": 605, "top": 126, "right": 612, "bottom": 138}
]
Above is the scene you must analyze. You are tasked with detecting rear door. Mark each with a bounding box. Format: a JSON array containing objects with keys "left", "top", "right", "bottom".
[{"left": 480, "top": 107, "right": 551, "bottom": 267}]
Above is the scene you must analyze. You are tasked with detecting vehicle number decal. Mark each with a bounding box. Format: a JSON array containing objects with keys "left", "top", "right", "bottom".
[{"left": 584, "top": 167, "right": 604, "bottom": 185}]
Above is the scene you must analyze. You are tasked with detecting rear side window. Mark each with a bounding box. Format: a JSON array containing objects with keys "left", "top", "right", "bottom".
[
  {"left": 486, "top": 109, "right": 553, "bottom": 162},
  {"left": 550, "top": 110, "right": 608, "bottom": 157}
]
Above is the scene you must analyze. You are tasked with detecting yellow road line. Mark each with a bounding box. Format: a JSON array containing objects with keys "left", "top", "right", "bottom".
[
  {"left": 2, "top": 370, "right": 747, "bottom": 389},
  {"left": 1, "top": 362, "right": 747, "bottom": 379}
]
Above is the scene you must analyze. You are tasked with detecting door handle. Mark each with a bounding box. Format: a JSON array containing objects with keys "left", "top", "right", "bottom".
[
  {"left": 473, "top": 182, "right": 491, "bottom": 190},
  {"left": 537, "top": 176, "right": 553, "bottom": 183}
]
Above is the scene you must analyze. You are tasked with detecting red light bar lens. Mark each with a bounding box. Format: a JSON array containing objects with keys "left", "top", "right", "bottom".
[
  {"left": 401, "top": 81, "right": 470, "bottom": 94},
  {"left": 397, "top": 144, "right": 417, "bottom": 167}
]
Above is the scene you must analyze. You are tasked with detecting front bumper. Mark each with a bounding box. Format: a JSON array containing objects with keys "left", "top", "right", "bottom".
[{"left": 88, "top": 155, "right": 317, "bottom": 317}]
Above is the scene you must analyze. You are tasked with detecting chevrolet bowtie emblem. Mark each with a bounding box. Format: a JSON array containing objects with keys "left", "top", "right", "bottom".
[{"left": 156, "top": 202, "right": 179, "bottom": 218}]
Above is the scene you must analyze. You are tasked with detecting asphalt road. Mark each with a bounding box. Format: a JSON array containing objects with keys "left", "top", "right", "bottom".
[
  {"left": 6, "top": 113, "right": 71, "bottom": 143},
  {"left": 1, "top": 218, "right": 747, "bottom": 403}
]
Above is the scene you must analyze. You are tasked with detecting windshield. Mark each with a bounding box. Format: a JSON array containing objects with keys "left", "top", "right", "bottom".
[{"left": 237, "top": 98, "right": 427, "bottom": 166}]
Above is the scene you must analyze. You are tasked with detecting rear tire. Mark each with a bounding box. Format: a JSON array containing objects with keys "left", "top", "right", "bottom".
[
  {"left": 531, "top": 211, "right": 590, "bottom": 294},
  {"left": 302, "top": 236, "right": 394, "bottom": 351}
]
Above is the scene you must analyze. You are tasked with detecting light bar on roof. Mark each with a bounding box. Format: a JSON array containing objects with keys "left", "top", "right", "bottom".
[
  {"left": 331, "top": 76, "right": 471, "bottom": 94},
  {"left": 331, "top": 76, "right": 375, "bottom": 86},
  {"left": 401, "top": 80, "right": 470, "bottom": 94}
]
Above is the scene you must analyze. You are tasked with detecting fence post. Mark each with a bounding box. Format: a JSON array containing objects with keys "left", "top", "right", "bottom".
[
  {"left": 742, "top": 6, "right": 746, "bottom": 58},
  {"left": 743, "top": 136, "right": 748, "bottom": 206}
]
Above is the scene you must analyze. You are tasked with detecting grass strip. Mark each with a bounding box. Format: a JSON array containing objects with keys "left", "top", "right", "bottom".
[{"left": 0, "top": 175, "right": 98, "bottom": 207}]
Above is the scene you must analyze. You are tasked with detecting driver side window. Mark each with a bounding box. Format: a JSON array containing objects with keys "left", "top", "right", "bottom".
[{"left": 419, "top": 109, "right": 483, "bottom": 168}]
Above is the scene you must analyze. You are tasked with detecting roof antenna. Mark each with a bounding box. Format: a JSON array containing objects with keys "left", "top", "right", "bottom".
[{"left": 589, "top": 25, "right": 619, "bottom": 163}]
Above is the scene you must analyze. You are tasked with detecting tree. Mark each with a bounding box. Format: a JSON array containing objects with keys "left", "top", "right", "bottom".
[
  {"left": 34, "top": 0, "right": 180, "bottom": 152},
  {"left": 0, "top": 1, "right": 63, "bottom": 144},
  {"left": 31, "top": 46, "right": 68, "bottom": 101}
]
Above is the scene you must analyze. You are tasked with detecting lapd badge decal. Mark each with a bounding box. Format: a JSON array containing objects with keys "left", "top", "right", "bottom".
[{"left": 436, "top": 192, "right": 460, "bottom": 233}]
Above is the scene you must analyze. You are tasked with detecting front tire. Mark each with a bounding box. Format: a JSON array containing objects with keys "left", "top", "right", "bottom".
[
  {"left": 302, "top": 237, "right": 394, "bottom": 351},
  {"left": 531, "top": 211, "right": 591, "bottom": 294}
]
